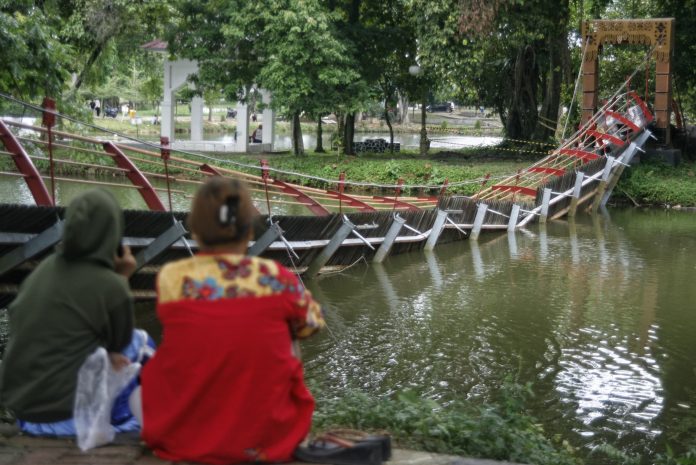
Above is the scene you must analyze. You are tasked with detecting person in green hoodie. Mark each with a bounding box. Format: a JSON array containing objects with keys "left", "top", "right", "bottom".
[{"left": 0, "top": 189, "right": 149, "bottom": 436}]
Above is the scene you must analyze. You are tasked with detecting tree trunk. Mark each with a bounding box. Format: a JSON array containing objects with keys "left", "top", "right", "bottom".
[
  {"left": 535, "top": 34, "right": 564, "bottom": 140},
  {"left": 385, "top": 107, "right": 394, "bottom": 153},
  {"left": 505, "top": 44, "right": 538, "bottom": 141},
  {"left": 336, "top": 112, "right": 345, "bottom": 154},
  {"left": 344, "top": 113, "right": 355, "bottom": 155},
  {"left": 71, "top": 43, "right": 104, "bottom": 92},
  {"left": 208, "top": 105, "right": 213, "bottom": 122},
  {"left": 316, "top": 117, "right": 325, "bottom": 153},
  {"left": 536, "top": 0, "right": 568, "bottom": 140},
  {"left": 419, "top": 97, "right": 429, "bottom": 156},
  {"left": 292, "top": 111, "right": 304, "bottom": 156},
  {"left": 398, "top": 91, "right": 410, "bottom": 124}
]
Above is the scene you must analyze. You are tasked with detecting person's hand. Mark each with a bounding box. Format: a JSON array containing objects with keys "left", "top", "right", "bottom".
[
  {"left": 108, "top": 352, "right": 130, "bottom": 371},
  {"left": 114, "top": 244, "right": 137, "bottom": 278}
]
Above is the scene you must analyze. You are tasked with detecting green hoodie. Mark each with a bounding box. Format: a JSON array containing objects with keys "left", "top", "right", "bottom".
[{"left": 0, "top": 189, "right": 134, "bottom": 422}]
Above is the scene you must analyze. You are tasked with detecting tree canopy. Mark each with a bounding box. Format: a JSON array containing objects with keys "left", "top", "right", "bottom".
[{"left": 2, "top": 0, "right": 695, "bottom": 144}]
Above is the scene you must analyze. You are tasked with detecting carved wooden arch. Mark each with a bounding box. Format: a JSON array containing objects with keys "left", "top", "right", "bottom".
[{"left": 581, "top": 18, "right": 675, "bottom": 142}]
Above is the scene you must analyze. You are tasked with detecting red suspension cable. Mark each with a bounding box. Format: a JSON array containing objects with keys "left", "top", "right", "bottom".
[
  {"left": 42, "top": 97, "right": 56, "bottom": 204},
  {"left": 160, "top": 136, "right": 173, "bottom": 212},
  {"left": 260, "top": 159, "right": 272, "bottom": 216}
]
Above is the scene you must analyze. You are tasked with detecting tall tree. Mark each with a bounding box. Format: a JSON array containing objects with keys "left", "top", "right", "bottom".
[
  {"left": 459, "top": 0, "right": 571, "bottom": 142},
  {"left": 0, "top": 4, "right": 70, "bottom": 100},
  {"left": 167, "top": 0, "right": 358, "bottom": 156}
]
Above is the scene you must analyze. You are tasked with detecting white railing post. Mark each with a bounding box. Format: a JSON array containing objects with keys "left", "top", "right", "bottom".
[
  {"left": 470, "top": 203, "right": 489, "bottom": 240},
  {"left": 568, "top": 172, "right": 585, "bottom": 217},
  {"left": 539, "top": 188, "right": 552, "bottom": 224}
]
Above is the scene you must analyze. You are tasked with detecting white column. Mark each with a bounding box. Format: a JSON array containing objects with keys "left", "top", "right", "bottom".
[
  {"left": 235, "top": 101, "right": 249, "bottom": 152},
  {"left": 161, "top": 59, "right": 199, "bottom": 144},
  {"left": 260, "top": 89, "right": 275, "bottom": 149},
  {"left": 190, "top": 96, "right": 204, "bottom": 142}
]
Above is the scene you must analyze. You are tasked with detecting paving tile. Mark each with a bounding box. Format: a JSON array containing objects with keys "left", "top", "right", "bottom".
[
  {"left": 0, "top": 451, "right": 24, "bottom": 465},
  {"left": 133, "top": 455, "right": 172, "bottom": 465},
  {"left": 8, "top": 448, "right": 69, "bottom": 465},
  {"left": 5, "top": 436, "right": 73, "bottom": 448}
]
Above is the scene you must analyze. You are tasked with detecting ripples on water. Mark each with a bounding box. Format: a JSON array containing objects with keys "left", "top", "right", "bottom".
[{"left": 302, "top": 210, "right": 696, "bottom": 461}]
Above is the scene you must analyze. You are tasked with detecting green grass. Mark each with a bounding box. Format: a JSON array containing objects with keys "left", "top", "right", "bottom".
[
  {"left": 232, "top": 151, "right": 530, "bottom": 197},
  {"left": 311, "top": 383, "right": 581, "bottom": 465},
  {"left": 617, "top": 161, "right": 696, "bottom": 207},
  {"left": 311, "top": 383, "right": 696, "bottom": 465}
]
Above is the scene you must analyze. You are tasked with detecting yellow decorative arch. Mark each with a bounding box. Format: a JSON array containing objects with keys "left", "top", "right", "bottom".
[{"left": 581, "top": 18, "right": 675, "bottom": 142}]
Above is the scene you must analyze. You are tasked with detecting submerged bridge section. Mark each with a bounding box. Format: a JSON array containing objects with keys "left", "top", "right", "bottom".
[{"left": 0, "top": 91, "right": 653, "bottom": 304}]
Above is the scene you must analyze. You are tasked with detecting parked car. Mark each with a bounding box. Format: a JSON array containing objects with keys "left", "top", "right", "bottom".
[
  {"left": 226, "top": 108, "right": 237, "bottom": 119},
  {"left": 426, "top": 102, "right": 454, "bottom": 113}
]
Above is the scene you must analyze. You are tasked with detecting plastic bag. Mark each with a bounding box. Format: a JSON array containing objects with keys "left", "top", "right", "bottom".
[{"left": 74, "top": 347, "right": 140, "bottom": 451}]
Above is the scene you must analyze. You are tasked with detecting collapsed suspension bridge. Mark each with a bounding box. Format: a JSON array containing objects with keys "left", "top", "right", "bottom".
[{"left": 0, "top": 89, "right": 654, "bottom": 304}]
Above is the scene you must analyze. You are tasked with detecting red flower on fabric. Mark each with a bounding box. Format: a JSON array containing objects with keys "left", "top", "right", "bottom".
[
  {"left": 216, "top": 257, "right": 252, "bottom": 280},
  {"left": 181, "top": 276, "right": 224, "bottom": 300}
]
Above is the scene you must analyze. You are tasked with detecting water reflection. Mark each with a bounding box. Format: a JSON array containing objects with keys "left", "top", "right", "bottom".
[
  {"left": 507, "top": 231, "right": 518, "bottom": 259},
  {"left": 0, "top": 175, "right": 307, "bottom": 215},
  {"left": 202, "top": 132, "right": 503, "bottom": 151}
]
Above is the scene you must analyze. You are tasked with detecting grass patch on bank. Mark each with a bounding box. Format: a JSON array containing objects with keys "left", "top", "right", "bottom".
[
  {"left": 234, "top": 151, "right": 529, "bottom": 196},
  {"left": 311, "top": 384, "right": 696, "bottom": 465},
  {"left": 312, "top": 383, "right": 580, "bottom": 465},
  {"left": 617, "top": 161, "right": 696, "bottom": 207}
]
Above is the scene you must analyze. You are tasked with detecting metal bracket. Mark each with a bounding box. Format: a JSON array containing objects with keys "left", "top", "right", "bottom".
[
  {"left": 248, "top": 222, "right": 284, "bottom": 256},
  {"left": 373, "top": 214, "right": 406, "bottom": 263},
  {"left": 303, "top": 216, "right": 356, "bottom": 279},
  {"left": 445, "top": 217, "right": 468, "bottom": 237},
  {"left": 134, "top": 220, "right": 188, "bottom": 270},
  {"left": 425, "top": 209, "right": 448, "bottom": 250},
  {"left": 470, "top": 203, "right": 489, "bottom": 240},
  {"left": 0, "top": 220, "right": 64, "bottom": 276}
]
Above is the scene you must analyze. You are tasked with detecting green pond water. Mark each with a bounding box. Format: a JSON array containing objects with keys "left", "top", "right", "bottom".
[
  {"left": 297, "top": 209, "right": 696, "bottom": 462},
  {"left": 2, "top": 177, "right": 696, "bottom": 462}
]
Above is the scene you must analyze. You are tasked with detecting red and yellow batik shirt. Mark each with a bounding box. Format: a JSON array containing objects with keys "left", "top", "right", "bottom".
[{"left": 141, "top": 254, "right": 325, "bottom": 464}]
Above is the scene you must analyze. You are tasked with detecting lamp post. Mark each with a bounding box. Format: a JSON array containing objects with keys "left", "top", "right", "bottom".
[{"left": 409, "top": 65, "right": 429, "bottom": 156}]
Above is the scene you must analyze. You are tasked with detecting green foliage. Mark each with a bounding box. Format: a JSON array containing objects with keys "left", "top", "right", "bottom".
[
  {"left": 0, "top": 7, "right": 71, "bottom": 99},
  {"left": 618, "top": 161, "right": 696, "bottom": 206},
  {"left": 167, "top": 0, "right": 361, "bottom": 155},
  {"left": 231, "top": 151, "right": 528, "bottom": 197},
  {"left": 654, "top": 446, "right": 696, "bottom": 465},
  {"left": 312, "top": 383, "right": 580, "bottom": 465}
]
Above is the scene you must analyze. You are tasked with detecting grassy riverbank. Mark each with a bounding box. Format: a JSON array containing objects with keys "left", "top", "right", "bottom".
[
  {"left": 230, "top": 150, "right": 696, "bottom": 207},
  {"left": 232, "top": 150, "right": 530, "bottom": 197},
  {"left": 616, "top": 160, "right": 696, "bottom": 208},
  {"left": 310, "top": 383, "right": 696, "bottom": 465}
]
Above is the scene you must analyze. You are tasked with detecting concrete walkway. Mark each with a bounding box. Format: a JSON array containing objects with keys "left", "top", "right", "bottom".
[{"left": 0, "top": 425, "right": 526, "bottom": 465}]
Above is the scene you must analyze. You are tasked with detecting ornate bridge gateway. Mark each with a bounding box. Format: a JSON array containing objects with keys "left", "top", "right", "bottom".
[{"left": 0, "top": 89, "right": 653, "bottom": 304}]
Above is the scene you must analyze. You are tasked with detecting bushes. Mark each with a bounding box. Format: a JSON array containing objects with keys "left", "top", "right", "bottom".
[
  {"left": 312, "top": 384, "right": 696, "bottom": 465},
  {"left": 312, "top": 383, "right": 581, "bottom": 465},
  {"left": 617, "top": 161, "right": 696, "bottom": 206}
]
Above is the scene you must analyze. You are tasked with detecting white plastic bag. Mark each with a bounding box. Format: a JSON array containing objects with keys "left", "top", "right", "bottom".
[{"left": 73, "top": 347, "right": 140, "bottom": 451}]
